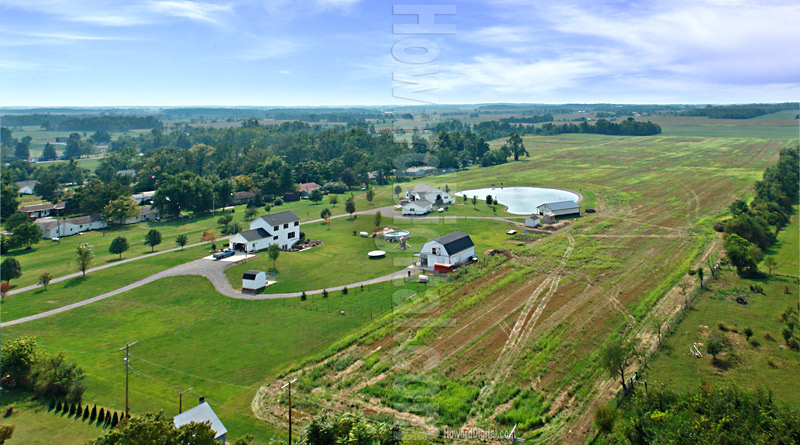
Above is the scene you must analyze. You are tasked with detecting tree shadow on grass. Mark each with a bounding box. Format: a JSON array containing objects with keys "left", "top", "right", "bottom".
[{"left": 63, "top": 276, "right": 87, "bottom": 288}]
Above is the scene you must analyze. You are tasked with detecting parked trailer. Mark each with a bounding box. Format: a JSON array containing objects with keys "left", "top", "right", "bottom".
[{"left": 433, "top": 262, "right": 455, "bottom": 273}]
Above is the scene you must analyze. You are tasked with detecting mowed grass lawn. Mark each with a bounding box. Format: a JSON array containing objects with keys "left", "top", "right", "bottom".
[
  {"left": 225, "top": 216, "right": 514, "bottom": 293},
  {"left": 3, "top": 276, "right": 433, "bottom": 442},
  {"left": 1, "top": 244, "right": 207, "bottom": 322},
  {"left": 0, "top": 390, "right": 107, "bottom": 444},
  {"left": 645, "top": 210, "right": 799, "bottom": 405}
]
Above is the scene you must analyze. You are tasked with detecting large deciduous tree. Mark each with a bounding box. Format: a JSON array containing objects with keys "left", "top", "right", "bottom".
[
  {"left": 89, "top": 411, "right": 216, "bottom": 445},
  {"left": 600, "top": 338, "right": 639, "bottom": 392},
  {"left": 1, "top": 257, "right": 22, "bottom": 283},
  {"left": 102, "top": 197, "right": 139, "bottom": 225}
]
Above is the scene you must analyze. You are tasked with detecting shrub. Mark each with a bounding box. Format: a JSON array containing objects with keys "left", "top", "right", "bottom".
[
  {"left": 713, "top": 221, "right": 726, "bottom": 232},
  {"left": 300, "top": 292, "right": 306, "bottom": 301},
  {"left": 342, "top": 287, "right": 348, "bottom": 295},
  {"left": 744, "top": 327, "right": 754, "bottom": 340},
  {"left": 718, "top": 323, "right": 729, "bottom": 332},
  {"left": 273, "top": 198, "right": 283, "bottom": 206},
  {"left": 323, "top": 289, "right": 328, "bottom": 299},
  {"left": 594, "top": 405, "right": 617, "bottom": 436}
]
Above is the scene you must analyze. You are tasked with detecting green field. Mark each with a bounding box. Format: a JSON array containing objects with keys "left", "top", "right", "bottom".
[
  {"left": 2, "top": 276, "right": 432, "bottom": 443},
  {"left": 644, "top": 206, "right": 799, "bottom": 405},
  {"left": 660, "top": 125, "right": 799, "bottom": 139},
  {"left": 1, "top": 244, "right": 206, "bottom": 322},
  {"left": 225, "top": 215, "right": 513, "bottom": 294},
  {"left": 3, "top": 132, "right": 796, "bottom": 442}
]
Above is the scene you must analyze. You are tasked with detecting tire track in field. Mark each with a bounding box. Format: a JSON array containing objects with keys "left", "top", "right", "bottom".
[{"left": 477, "top": 234, "right": 575, "bottom": 402}]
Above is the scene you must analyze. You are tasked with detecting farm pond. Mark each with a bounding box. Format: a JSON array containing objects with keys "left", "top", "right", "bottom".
[{"left": 455, "top": 186, "right": 581, "bottom": 214}]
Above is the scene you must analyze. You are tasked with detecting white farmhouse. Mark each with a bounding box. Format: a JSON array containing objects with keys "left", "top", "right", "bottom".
[
  {"left": 228, "top": 210, "right": 300, "bottom": 253},
  {"left": 417, "top": 231, "right": 476, "bottom": 270},
  {"left": 536, "top": 201, "right": 580, "bottom": 217},
  {"left": 405, "top": 183, "right": 453, "bottom": 205},
  {"left": 401, "top": 199, "right": 433, "bottom": 216}
]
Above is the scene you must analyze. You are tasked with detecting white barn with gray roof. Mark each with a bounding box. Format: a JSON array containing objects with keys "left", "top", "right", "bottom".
[
  {"left": 405, "top": 183, "right": 453, "bottom": 205},
  {"left": 417, "top": 231, "right": 476, "bottom": 270}
]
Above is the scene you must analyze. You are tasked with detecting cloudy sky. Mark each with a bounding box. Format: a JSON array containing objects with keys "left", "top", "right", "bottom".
[{"left": 1, "top": 0, "right": 798, "bottom": 106}]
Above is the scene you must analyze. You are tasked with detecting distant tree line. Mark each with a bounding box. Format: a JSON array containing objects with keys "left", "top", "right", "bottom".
[
  {"left": 682, "top": 102, "right": 799, "bottom": 119},
  {"left": 56, "top": 115, "right": 162, "bottom": 132},
  {"left": 499, "top": 113, "right": 554, "bottom": 124},
  {"left": 721, "top": 147, "right": 799, "bottom": 275}
]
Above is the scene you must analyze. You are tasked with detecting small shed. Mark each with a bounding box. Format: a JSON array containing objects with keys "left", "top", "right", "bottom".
[
  {"left": 525, "top": 216, "right": 541, "bottom": 228},
  {"left": 242, "top": 270, "right": 267, "bottom": 291}
]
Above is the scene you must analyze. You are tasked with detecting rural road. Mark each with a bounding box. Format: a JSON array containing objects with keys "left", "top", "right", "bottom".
[{"left": 2, "top": 206, "right": 522, "bottom": 327}]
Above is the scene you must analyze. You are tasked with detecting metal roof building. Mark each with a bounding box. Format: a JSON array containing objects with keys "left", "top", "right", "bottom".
[{"left": 173, "top": 401, "right": 227, "bottom": 442}]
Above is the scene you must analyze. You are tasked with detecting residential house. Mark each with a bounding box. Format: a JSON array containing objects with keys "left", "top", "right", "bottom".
[
  {"left": 117, "top": 169, "right": 136, "bottom": 177},
  {"left": 37, "top": 215, "right": 106, "bottom": 239},
  {"left": 417, "top": 231, "right": 476, "bottom": 270},
  {"left": 110, "top": 205, "right": 159, "bottom": 225},
  {"left": 536, "top": 201, "right": 580, "bottom": 217},
  {"left": 173, "top": 399, "right": 227, "bottom": 443},
  {"left": 15, "top": 180, "right": 39, "bottom": 195},
  {"left": 228, "top": 210, "right": 300, "bottom": 252},
  {"left": 297, "top": 182, "right": 321, "bottom": 198},
  {"left": 131, "top": 191, "right": 155, "bottom": 205},
  {"left": 17, "top": 202, "right": 66, "bottom": 219},
  {"left": 403, "top": 166, "right": 436, "bottom": 177},
  {"left": 405, "top": 184, "right": 453, "bottom": 205},
  {"left": 232, "top": 191, "right": 255, "bottom": 205}
]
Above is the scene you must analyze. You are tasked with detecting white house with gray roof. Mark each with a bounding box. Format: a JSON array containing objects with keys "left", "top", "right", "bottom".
[
  {"left": 15, "top": 180, "right": 38, "bottom": 195},
  {"left": 417, "top": 231, "right": 476, "bottom": 270},
  {"left": 405, "top": 184, "right": 453, "bottom": 205},
  {"left": 401, "top": 199, "right": 433, "bottom": 215},
  {"left": 536, "top": 201, "right": 580, "bottom": 217},
  {"left": 228, "top": 210, "right": 300, "bottom": 252}
]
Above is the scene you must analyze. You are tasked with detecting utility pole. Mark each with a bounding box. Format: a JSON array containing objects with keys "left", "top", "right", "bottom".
[
  {"left": 119, "top": 341, "right": 138, "bottom": 417},
  {"left": 281, "top": 378, "right": 297, "bottom": 444},
  {"left": 179, "top": 388, "right": 193, "bottom": 414}
]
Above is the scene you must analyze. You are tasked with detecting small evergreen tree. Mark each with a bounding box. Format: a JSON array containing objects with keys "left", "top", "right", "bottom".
[
  {"left": 91, "top": 405, "right": 97, "bottom": 421},
  {"left": 56, "top": 400, "right": 63, "bottom": 413},
  {"left": 69, "top": 402, "right": 76, "bottom": 416},
  {"left": 301, "top": 291, "right": 307, "bottom": 301},
  {"left": 98, "top": 408, "right": 105, "bottom": 423},
  {"left": 83, "top": 405, "right": 90, "bottom": 420},
  {"left": 323, "top": 289, "right": 328, "bottom": 298},
  {"left": 111, "top": 412, "right": 119, "bottom": 427},
  {"left": 49, "top": 399, "right": 56, "bottom": 410},
  {"left": 104, "top": 410, "right": 111, "bottom": 425},
  {"left": 342, "top": 287, "right": 348, "bottom": 295}
]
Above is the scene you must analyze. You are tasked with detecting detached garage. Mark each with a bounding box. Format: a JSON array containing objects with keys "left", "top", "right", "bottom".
[{"left": 242, "top": 270, "right": 267, "bottom": 291}]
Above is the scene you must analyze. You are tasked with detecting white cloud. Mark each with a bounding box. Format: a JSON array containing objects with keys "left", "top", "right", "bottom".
[{"left": 147, "top": 1, "right": 233, "bottom": 26}]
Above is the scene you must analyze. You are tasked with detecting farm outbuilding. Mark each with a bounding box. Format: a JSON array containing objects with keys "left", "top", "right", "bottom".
[
  {"left": 418, "top": 231, "right": 476, "bottom": 271},
  {"left": 536, "top": 201, "right": 580, "bottom": 217},
  {"left": 242, "top": 270, "right": 267, "bottom": 291},
  {"left": 525, "top": 216, "right": 541, "bottom": 228}
]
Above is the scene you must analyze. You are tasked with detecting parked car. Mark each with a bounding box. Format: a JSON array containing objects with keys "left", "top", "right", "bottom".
[{"left": 213, "top": 249, "right": 235, "bottom": 260}]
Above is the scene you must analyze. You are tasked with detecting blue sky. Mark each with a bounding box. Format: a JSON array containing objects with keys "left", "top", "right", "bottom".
[{"left": 1, "top": 0, "right": 798, "bottom": 106}]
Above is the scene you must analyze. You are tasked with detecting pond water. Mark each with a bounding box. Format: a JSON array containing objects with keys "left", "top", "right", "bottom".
[{"left": 455, "top": 187, "right": 580, "bottom": 215}]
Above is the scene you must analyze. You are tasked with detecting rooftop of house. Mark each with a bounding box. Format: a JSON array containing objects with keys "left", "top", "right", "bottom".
[
  {"left": 173, "top": 402, "right": 227, "bottom": 440},
  {"left": 258, "top": 210, "right": 300, "bottom": 227},
  {"left": 238, "top": 228, "right": 271, "bottom": 241},
  {"left": 15, "top": 180, "right": 39, "bottom": 188},
  {"left": 298, "top": 182, "right": 321, "bottom": 193},
  {"left": 407, "top": 183, "right": 442, "bottom": 194}
]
